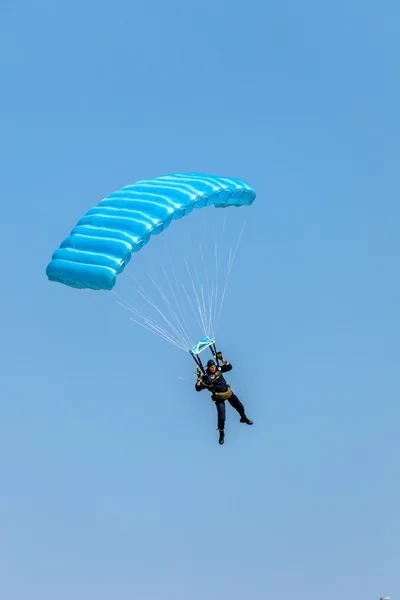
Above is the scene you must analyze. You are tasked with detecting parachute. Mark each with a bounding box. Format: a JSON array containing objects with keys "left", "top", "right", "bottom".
[
  {"left": 46, "top": 171, "right": 256, "bottom": 359},
  {"left": 46, "top": 172, "right": 256, "bottom": 291}
]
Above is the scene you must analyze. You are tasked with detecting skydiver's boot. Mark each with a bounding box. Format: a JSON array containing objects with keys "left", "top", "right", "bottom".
[
  {"left": 240, "top": 416, "right": 253, "bottom": 424},
  {"left": 219, "top": 429, "right": 225, "bottom": 445}
]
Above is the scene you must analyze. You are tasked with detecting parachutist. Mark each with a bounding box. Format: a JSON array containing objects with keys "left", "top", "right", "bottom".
[{"left": 195, "top": 357, "right": 253, "bottom": 445}]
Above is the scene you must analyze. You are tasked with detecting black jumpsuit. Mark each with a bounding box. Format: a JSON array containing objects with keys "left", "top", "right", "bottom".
[{"left": 195, "top": 362, "right": 246, "bottom": 430}]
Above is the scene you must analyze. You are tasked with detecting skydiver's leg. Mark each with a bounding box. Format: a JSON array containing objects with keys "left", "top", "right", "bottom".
[
  {"left": 227, "top": 393, "right": 245, "bottom": 417},
  {"left": 216, "top": 401, "right": 225, "bottom": 444},
  {"left": 228, "top": 393, "right": 253, "bottom": 424},
  {"left": 216, "top": 401, "right": 225, "bottom": 430}
]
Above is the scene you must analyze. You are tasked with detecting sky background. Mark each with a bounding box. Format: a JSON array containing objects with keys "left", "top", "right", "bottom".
[{"left": 1, "top": 0, "right": 400, "bottom": 599}]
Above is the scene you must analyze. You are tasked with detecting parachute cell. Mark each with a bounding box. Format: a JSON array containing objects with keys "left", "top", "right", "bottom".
[{"left": 46, "top": 172, "right": 256, "bottom": 291}]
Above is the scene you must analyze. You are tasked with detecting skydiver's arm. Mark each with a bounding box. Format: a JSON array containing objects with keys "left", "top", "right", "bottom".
[
  {"left": 196, "top": 374, "right": 214, "bottom": 391},
  {"left": 221, "top": 359, "right": 232, "bottom": 373}
]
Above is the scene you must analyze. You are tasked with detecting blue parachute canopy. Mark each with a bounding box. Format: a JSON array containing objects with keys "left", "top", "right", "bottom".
[{"left": 46, "top": 172, "right": 256, "bottom": 291}]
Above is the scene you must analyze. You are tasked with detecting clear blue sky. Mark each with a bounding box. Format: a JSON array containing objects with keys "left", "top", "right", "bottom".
[{"left": 1, "top": 0, "right": 399, "bottom": 598}]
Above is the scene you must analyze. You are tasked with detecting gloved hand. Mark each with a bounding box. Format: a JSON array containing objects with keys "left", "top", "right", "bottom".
[{"left": 216, "top": 351, "right": 223, "bottom": 360}]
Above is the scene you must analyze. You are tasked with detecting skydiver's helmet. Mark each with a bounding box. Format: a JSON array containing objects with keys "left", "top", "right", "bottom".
[{"left": 206, "top": 359, "right": 217, "bottom": 374}]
